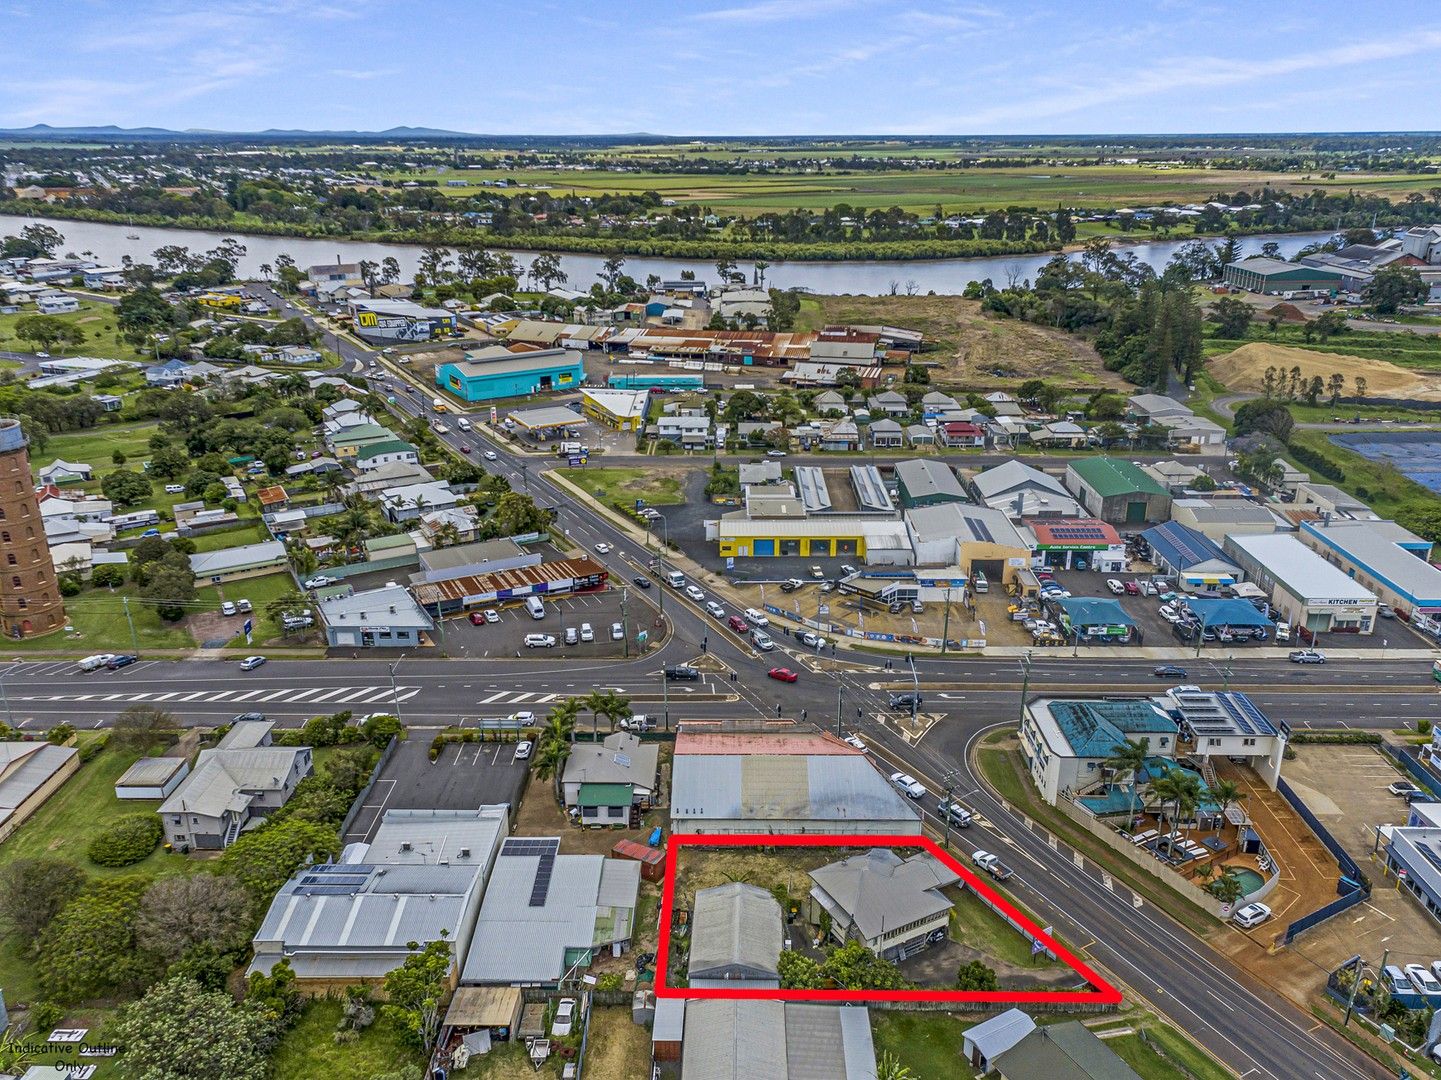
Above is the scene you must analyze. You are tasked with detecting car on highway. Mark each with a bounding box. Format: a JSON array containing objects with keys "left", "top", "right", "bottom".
[
  {"left": 1105, "top": 578, "right": 1125, "bottom": 595},
  {"left": 971, "top": 850, "right": 999, "bottom": 870},
  {"left": 888, "top": 692, "right": 924, "bottom": 711},
  {"left": 483, "top": 450, "right": 498, "bottom": 461},
  {"left": 1153, "top": 665, "right": 1188, "bottom": 678},
  {"left": 743, "top": 608, "right": 769, "bottom": 627},
  {"left": 665, "top": 665, "right": 701, "bottom": 681},
  {"left": 107, "top": 654, "right": 138, "bottom": 670},
  {"left": 459, "top": 444, "right": 471, "bottom": 453},
  {"left": 684, "top": 585, "right": 706, "bottom": 602},
  {"left": 303, "top": 575, "right": 334, "bottom": 589},
  {"left": 469, "top": 611, "right": 488, "bottom": 626},
  {"left": 594, "top": 542, "right": 611, "bottom": 554},
  {"left": 767, "top": 667, "right": 799, "bottom": 683},
  {"left": 580, "top": 622, "right": 595, "bottom": 642},
  {"left": 705, "top": 601, "right": 726, "bottom": 619},
  {"left": 221, "top": 600, "right": 237, "bottom": 616},
  {"left": 524, "top": 634, "right": 557, "bottom": 648},
  {"left": 937, "top": 800, "right": 972, "bottom": 827},
  {"left": 79, "top": 653, "right": 117, "bottom": 672},
  {"left": 842, "top": 733, "right": 867, "bottom": 752},
  {"left": 1289, "top": 649, "right": 1326, "bottom": 664},
  {"left": 890, "top": 772, "right": 926, "bottom": 798},
  {"left": 610, "top": 622, "right": 624, "bottom": 641},
  {"left": 240, "top": 655, "right": 267, "bottom": 671},
  {"left": 632, "top": 576, "right": 652, "bottom": 589},
  {"left": 750, "top": 630, "right": 775, "bottom": 651},
  {"left": 727, "top": 614, "right": 748, "bottom": 633},
  {"left": 482, "top": 609, "right": 500, "bottom": 623},
  {"left": 766, "top": 450, "right": 787, "bottom": 458},
  {"left": 1232, "top": 902, "right": 1272, "bottom": 929},
  {"left": 515, "top": 740, "right": 534, "bottom": 761},
  {"left": 508, "top": 711, "right": 536, "bottom": 725}
]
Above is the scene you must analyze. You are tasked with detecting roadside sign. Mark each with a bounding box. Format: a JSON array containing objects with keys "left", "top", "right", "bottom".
[
  {"left": 243, "top": 618, "right": 253, "bottom": 645},
  {"left": 819, "top": 604, "right": 830, "bottom": 616}
]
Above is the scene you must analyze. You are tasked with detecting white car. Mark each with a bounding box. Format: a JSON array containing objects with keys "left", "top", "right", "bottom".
[
  {"left": 843, "top": 733, "right": 868, "bottom": 752},
  {"left": 685, "top": 585, "right": 705, "bottom": 602},
  {"left": 483, "top": 450, "right": 498, "bottom": 461},
  {"left": 580, "top": 622, "right": 595, "bottom": 642},
  {"left": 890, "top": 772, "right": 926, "bottom": 799},
  {"left": 524, "top": 633, "right": 557, "bottom": 648},
  {"left": 303, "top": 575, "right": 334, "bottom": 590},
  {"left": 1232, "top": 902, "right": 1272, "bottom": 929},
  {"left": 810, "top": 566, "right": 825, "bottom": 579},
  {"left": 1407, "top": 964, "right": 1441, "bottom": 995},
  {"left": 610, "top": 622, "right": 624, "bottom": 641},
  {"left": 840, "top": 564, "right": 858, "bottom": 577},
  {"left": 1105, "top": 579, "right": 1125, "bottom": 595},
  {"left": 705, "top": 601, "right": 726, "bottom": 619},
  {"left": 483, "top": 609, "right": 500, "bottom": 624},
  {"left": 1158, "top": 607, "right": 1183, "bottom": 624},
  {"left": 799, "top": 631, "right": 822, "bottom": 648},
  {"left": 509, "top": 711, "right": 536, "bottom": 724},
  {"left": 594, "top": 542, "right": 611, "bottom": 555},
  {"left": 239, "top": 655, "right": 267, "bottom": 671},
  {"left": 766, "top": 450, "right": 787, "bottom": 458},
  {"left": 221, "top": 600, "right": 237, "bottom": 616},
  {"left": 972, "top": 850, "right": 1000, "bottom": 870},
  {"left": 551, "top": 998, "right": 577, "bottom": 1038},
  {"left": 515, "top": 740, "right": 534, "bottom": 761}
]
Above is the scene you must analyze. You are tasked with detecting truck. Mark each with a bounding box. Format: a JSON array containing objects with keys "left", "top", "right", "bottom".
[
  {"left": 620, "top": 714, "right": 654, "bottom": 732},
  {"left": 556, "top": 441, "right": 584, "bottom": 457},
  {"left": 432, "top": 398, "right": 448, "bottom": 413}
]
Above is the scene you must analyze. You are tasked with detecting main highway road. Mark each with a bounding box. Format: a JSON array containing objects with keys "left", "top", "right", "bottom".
[{"left": 33, "top": 292, "right": 1400, "bottom": 1078}]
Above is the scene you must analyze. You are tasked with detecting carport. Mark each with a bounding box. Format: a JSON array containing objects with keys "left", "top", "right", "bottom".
[
  {"left": 1183, "top": 598, "right": 1273, "bottom": 639},
  {"left": 1054, "top": 596, "right": 1135, "bottom": 643}
]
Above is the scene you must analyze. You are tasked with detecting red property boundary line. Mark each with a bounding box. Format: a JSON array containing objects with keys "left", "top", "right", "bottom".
[{"left": 653, "top": 832, "right": 1123, "bottom": 1005}]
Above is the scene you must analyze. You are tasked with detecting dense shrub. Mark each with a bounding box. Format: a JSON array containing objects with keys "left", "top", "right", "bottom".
[{"left": 87, "top": 813, "right": 164, "bottom": 867}]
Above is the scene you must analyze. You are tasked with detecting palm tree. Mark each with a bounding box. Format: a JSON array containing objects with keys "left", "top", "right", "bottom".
[
  {"left": 1210, "top": 867, "right": 1246, "bottom": 906},
  {"left": 595, "top": 691, "right": 633, "bottom": 733},
  {"left": 1103, "top": 738, "right": 1150, "bottom": 831},
  {"left": 1210, "top": 778, "right": 1245, "bottom": 825},
  {"left": 1151, "top": 768, "right": 1202, "bottom": 852},
  {"left": 542, "top": 697, "right": 580, "bottom": 747},
  {"left": 433, "top": 521, "right": 462, "bottom": 549}
]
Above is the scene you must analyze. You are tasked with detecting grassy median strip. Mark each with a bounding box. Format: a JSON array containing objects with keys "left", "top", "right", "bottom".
[{"left": 975, "top": 745, "right": 1217, "bottom": 937}]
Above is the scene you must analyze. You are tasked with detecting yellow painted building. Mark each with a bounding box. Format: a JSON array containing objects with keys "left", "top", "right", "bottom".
[
  {"left": 581, "top": 388, "right": 648, "bottom": 432},
  {"left": 715, "top": 515, "right": 911, "bottom": 561}
]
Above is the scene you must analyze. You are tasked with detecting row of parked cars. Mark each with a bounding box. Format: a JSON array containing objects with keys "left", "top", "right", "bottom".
[
  {"left": 524, "top": 623, "right": 624, "bottom": 648},
  {"left": 1385, "top": 960, "right": 1441, "bottom": 998}
]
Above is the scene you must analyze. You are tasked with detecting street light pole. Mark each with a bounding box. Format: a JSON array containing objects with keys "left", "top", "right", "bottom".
[
  {"left": 940, "top": 586, "right": 952, "bottom": 655},
  {"left": 1018, "top": 650, "right": 1033, "bottom": 721},
  {"left": 835, "top": 676, "right": 844, "bottom": 738},
  {"left": 939, "top": 769, "right": 962, "bottom": 851},
  {"left": 386, "top": 653, "right": 407, "bottom": 726}
]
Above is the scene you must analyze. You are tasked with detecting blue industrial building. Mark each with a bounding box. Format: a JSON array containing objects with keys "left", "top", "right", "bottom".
[
  {"left": 607, "top": 372, "right": 705, "bottom": 391},
  {"left": 436, "top": 346, "right": 585, "bottom": 404}
]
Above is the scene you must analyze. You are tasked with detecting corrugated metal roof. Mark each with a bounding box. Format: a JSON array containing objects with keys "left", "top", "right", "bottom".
[
  {"left": 0, "top": 743, "right": 75, "bottom": 811},
  {"left": 114, "top": 756, "right": 187, "bottom": 788},
  {"left": 413, "top": 557, "right": 606, "bottom": 606},
  {"left": 808, "top": 849, "right": 958, "bottom": 941},
  {"left": 671, "top": 750, "right": 919, "bottom": 826},
  {"left": 689, "top": 883, "right": 782, "bottom": 982},
  {"left": 681, "top": 1000, "right": 788, "bottom": 1080}
]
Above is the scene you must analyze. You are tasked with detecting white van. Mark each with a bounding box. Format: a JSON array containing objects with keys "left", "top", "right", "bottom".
[
  {"left": 525, "top": 596, "right": 546, "bottom": 620},
  {"left": 973, "top": 571, "right": 989, "bottom": 594},
  {"left": 751, "top": 629, "right": 775, "bottom": 651},
  {"left": 456, "top": 417, "right": 472, "bottom": 432},
  {"left": 743, "top": 608, "right": 769, "bottom": 627},
  {"left": 78, "top": 653, "right": 115, "bottom": 672},
  {"left": 666, "top": 571, "right": 685, "bottom": 588}
]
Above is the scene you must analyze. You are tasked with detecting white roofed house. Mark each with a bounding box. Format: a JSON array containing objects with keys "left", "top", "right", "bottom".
[
  {"left": 37, "top": 458, "right": 93, "bottom": 485},
  {"left": 159, "top": 720, "right": 312, "bottom": 851},
  {"left": 687, "top": 882, "right": 783, "bottom": 989},
  {"left": 808, "top": 848, "right": 958, "bottom": 961}
]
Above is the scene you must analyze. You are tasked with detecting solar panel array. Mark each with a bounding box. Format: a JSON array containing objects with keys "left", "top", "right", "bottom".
[
  {"left": 501, "top": 837, "right": 561, "bottom": 907},
  {"left": 295, "top": 864, "right": 374, "bottom": 896},
  {"left": 1151, "top": 523, "right": 1221, "bottom": 568},
  {"left": 1044, "top": 524, "right": 1108, "bottom": 541},
  {"left": 963, "top": 514, "right": 994, "bottom": 543},
  {"left": 1172, "top": 689, "right": 1277, "bottom": 738},
  {"left": 1218, "top": 692, "right": 1278, "bottom": 737}
]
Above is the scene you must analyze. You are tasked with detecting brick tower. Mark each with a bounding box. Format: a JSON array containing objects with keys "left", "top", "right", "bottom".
[{"left": 0, "top": 419, "right": 65, "bottom": 637}]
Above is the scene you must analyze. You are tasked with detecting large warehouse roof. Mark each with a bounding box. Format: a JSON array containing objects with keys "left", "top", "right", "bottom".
[{"left": 1227, "top": 532, "right": 1377, "bottom": 601}]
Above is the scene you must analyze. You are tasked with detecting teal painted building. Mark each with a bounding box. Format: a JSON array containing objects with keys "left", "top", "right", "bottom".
[{"left": 436, "top": 346, "right": 585, "bottom": 403}]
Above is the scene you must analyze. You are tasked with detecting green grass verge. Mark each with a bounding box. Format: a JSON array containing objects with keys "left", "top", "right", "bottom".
[
  {"left": 554, "top": 466, "right": 685, "bottom": 506},
  {"left": 974, "top": 746, "right": 1217, "bottom": 936},
  {"left": 1138, "top": 1022, "right": 1237, "bottom": 1080},
  {"left": 20, "top": 583, "right": 194, "bottom": 652},
  {"left": 949, "top": 886, "right": 1061, "bottom": 970},
  {"left": 269, "top": 999, "right": 426, "bottom": 1080}
]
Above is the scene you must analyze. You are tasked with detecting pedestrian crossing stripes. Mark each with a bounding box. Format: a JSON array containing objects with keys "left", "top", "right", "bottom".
[{"left": 14, "top": 685, "right": 425, "bottom": 707}]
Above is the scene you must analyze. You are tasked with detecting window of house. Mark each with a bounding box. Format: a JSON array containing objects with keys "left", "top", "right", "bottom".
[{"left": 10, "top": 577, "right": 19, "bottom": 588}]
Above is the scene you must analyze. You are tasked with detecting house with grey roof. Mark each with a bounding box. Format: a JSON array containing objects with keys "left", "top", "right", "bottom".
[
  {"left": 964, "top": 1008, "right": 1038, "bottom": 1073},
  {"left": 159, "top": 720, "right": 311, "bottom": 850},
  {"left": 905, "top": 423, "right": 934, "bottom": 447},
  {"left": 868, "top": 417, "right": 903, "bottom": 448},
  {"left": 680, "top": 1000, "right": 878, "bottom": 1080},
  {"left": 808, "top": 848, "right": 959, "bottom": 961},
  {"left": 319, "top": 584, "right": 434, "bottom": 649},
  {"left": 868, "top": 390, "right": 909, "bottom": 416},
  {"left": 188, "top": 540, "right": 288, "bottom": 584},
  {"left": 249, "top": 806, "right": 508, "bottom": 990},
  {"left": 461, "top": 838, "right": 641, "bottom": 985},
  {"left": 738, "top": 460, "right": 784, "bottom": 486},
  {"left": 812, "top": 390, "right": 848, "bottom": 415},
  {"left": 894, "top": 458, "right": 967, "bottom": 508},
  {"left": 994, "top": 1020, "right": 1143, "bottom": 1080},
  {"left": 688, "top": 883, "right": 783, "bottom": 989},
  {"left": 560, "top": 731, "right": 660, "bottom": 824},
  {"left": 0, "top": 742, "right": 79, "bottom": 845}
]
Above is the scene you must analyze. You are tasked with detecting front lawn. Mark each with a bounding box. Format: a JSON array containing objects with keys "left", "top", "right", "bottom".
[
  {"left": 186, "top": 519, "right": 271, "bottom": 552},
  {"left": 269, "top": 999, "right": 426, "bottom": 1080},
  {"left": 870, "top": 1010, "right": 971, "bottom": 1078},
  {"left": 12, "top": 582, "right": 194, "bottom": 652},
  {"left": 555, "top": 466, "right": 686, "bottom": 506}
]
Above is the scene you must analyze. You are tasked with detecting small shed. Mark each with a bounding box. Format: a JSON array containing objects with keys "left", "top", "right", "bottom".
[
  {"left": 442, "top": 985, "right": 523, "bottom": 1041},
  {"left": 114, "top": 757, "right": 190, "bottom": 800},
  {"left": 652, "top": 996, "right": 686, "bottom": 1062},
  {"left": 612, "top": 838, "right": 666, "bottom": 882}
]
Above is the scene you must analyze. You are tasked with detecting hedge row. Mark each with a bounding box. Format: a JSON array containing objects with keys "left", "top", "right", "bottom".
[{"left": 87, "top": 813, "right": 164, "bottom": 867}]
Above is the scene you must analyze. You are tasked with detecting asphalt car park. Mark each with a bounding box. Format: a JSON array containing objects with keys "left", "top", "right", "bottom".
[
  {"left": 439, "top": 589, "right": 635, "bottom": 658},
  {"left": 340, "top": 735, "right": 530, "bottom": 845}
]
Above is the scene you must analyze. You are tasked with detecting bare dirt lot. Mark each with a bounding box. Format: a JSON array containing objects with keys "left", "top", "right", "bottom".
[
  {"left": 798, "top": 293, "right": 1126, "bottom": 390},
  {"left": 1209, "top": 341, "right": 1441, "bottom": 399},
  {"left": 581, "top": 1008, "right": 654, "bottom": 1080}
]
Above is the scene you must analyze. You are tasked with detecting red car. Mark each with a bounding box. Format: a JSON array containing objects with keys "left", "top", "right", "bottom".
[
  {"left": 727, "top": 615, "right": 748, "bottom": 633},
  {"left": 1123, "top": 580, "right": 1141, "bottom": 596},
  {"left": 469, "top": 611, "right": 486, "bottom": 625},
  {"left": 768, "top": 667, "right": 799, "bottom": 683},
  {"left": 459, "top": 444, "right": 471, "bottom": 453}
]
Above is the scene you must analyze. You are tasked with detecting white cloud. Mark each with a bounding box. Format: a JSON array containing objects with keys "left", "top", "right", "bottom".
[{"left": 692, "top": 0, "right": 860, "bottom": 24}]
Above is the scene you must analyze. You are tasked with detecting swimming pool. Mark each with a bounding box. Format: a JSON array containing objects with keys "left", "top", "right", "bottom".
[{"left": 1227, "top": 867, "right": 1266, "bottom": 895}]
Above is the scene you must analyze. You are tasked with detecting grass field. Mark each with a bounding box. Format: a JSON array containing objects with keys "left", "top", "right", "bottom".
[
  {"left": 870, "top": 1010, "right": 973, "bottom": 1078},
  {"left": 0, "top": 737, "right": 193, "bottom": 1004},
  {"left": 269, "top": 999, "right": 425, "bottom": 1080},
  {"left": 0, "top": 300, "right": 147, "bottom": 362},
  {"left": 39, "top": 422, "right": 160, "bottom": 477},
  {"left": 555, "top": 466, "right": 686, "bottom": 506},
  {"left": 394, "top": 161, "right": 1439, "bottom": 217}
]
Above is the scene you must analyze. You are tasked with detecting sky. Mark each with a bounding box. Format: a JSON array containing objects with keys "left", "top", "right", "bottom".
[{"left": 2, "top": 0, "right": 1439, "bottom": 135}]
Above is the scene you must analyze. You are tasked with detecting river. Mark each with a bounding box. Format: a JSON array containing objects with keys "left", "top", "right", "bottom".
[{"left": 10, "top": 214, "right": 1331, "bottom": 296}]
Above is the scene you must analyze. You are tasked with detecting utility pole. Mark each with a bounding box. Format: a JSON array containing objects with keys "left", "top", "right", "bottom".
[
  {"left": 386, "top": 653, "right": 407, "bottom": 725},
  {"left": 620, "top": 587, "right": 629, "bottom": 659},
  {"left": 122, "top": 596, "right": 139, "bottom": 652},
  {"left": 835, "top": 676, "right": 844, "bottom": 737},
  {"left": 662, "top": 660, "right": 669, "bottom": 732},
  {"left": 939, "top": 769, "right": 962, "bottom": 851},
  {"left": 1018, "top": 650, "right": 1033, "bottom": 721},
  {"left": 1343, "top": 951, "right": 1375, "bottom": 1027},
  {"left": 940, "top": 586, "right": 952, "bottom": 655}
]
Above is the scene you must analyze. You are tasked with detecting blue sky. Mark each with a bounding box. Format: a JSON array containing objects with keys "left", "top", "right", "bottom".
[{"left": 2, "top": 0, "right": 1439, "bottom": 135}]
